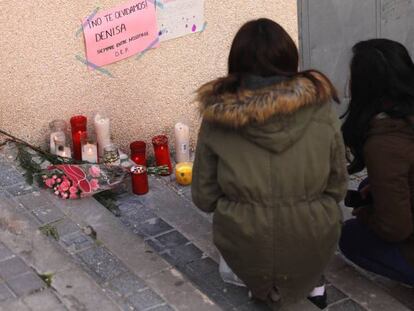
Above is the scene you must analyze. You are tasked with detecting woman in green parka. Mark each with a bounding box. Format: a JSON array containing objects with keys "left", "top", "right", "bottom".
[{"left": 191, "top": 19, "right": 348, "bottom": 308}]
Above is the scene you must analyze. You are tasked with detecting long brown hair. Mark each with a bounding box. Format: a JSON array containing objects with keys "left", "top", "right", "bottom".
[
  {"left": 213, "top": 18, "right": 336, "bottom": 100},
  {"left": 342, "top": 39, "right": 414, "bottom": 173}
]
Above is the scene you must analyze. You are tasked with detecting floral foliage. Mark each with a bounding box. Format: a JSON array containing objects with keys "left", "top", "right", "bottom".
[{"left": 41, "top": 164, "right": 125, "bottom": 199}]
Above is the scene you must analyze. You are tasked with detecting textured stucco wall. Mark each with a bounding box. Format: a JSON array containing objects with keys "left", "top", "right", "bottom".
[{"left": 0, "top": 0, "right": 297, "bottom": 151}]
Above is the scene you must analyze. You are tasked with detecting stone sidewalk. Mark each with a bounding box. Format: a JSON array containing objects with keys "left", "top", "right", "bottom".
[{"left": 0, "top": 145, "right": 413, "bottom": 311}]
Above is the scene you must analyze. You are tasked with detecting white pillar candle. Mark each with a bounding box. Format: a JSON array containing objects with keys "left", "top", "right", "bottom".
[
  {"left": 50, "top": 132, "right": 66, "bottom": 155},
  {"left": 56, "top": 146, "right": 72, "bottom": 159},
  {"left": 94, "top": 113, "right": 111, "bottom": 157},
  {"left": 82, "top": 143, "right": 98, "bottom": 163},
  {"left": 174, "top": 122, "right": 190, "bottom": 163}
]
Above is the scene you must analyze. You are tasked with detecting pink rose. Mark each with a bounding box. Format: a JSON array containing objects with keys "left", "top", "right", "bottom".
[
  {"left": 69, "top": 186, "right": 78, "bottom": 194},
  {"left": 59, "top": 180, "right": 70, "bottom": 192},
  {"left": 90, "top": 179, "right": 99, "bottom": 191},
  {"left": 89, "top": 166, "right": 101, "bottom": 178},
  {"left": 69, "top": 193, "right": 78, "bottom": 199},
  {"left": 45, "top": 178, "right": 55, "bottom": 188}
]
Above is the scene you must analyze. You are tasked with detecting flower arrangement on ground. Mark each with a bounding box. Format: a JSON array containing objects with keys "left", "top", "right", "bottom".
[{"left": 41, "top": 164, "right": 126, "bottom": 199}]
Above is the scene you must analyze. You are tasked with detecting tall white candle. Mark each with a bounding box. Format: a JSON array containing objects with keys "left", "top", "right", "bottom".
[
  {"left": 82, "top": 143, "right": 98, "bottom": 163},
  {"left": 50, "top": 132, "right": 66, "bottom": 155},
  {"left": 94, "top": 113, "right": 111, "bottom": 157},
  {"left": 174, "top": 122, "right": 190, "bottom": 163},
  {"left": 56, "top": 146, "right": 72, "bottom": 159}
]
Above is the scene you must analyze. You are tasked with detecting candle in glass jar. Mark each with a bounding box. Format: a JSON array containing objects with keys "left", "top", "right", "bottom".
[
  {"left": 175, "top": 162, "right": 193, "bottom": 186},
  {"left": 94, "top": 114, "right": 111, "bottom": 157},
  {"left": 130, "top": 141, "right": 146, "bottom": 166},
  {"left": 70, "top": 116, "right": 87, "bottom": 161},
  {"left": 131, "top": 165, "right": 149, "bottom": 195},
  {"left": 50, "top": 132, "right": 66, "bottom": 155},
  {"left": 174, "top": 123, "right": 190, "bottom": 163},
  {"left": 152, "top": 135, "right": 172, "bottom": 176},
  {"left": 56, "top": 145, "right": 72, "bottom": 159},
  {"left": 49, "top": 120, "right": 67, "bottom": 155},
  {"left": 103, "top": 144, "right": 121, "bottom": 166},
  {"left": 82, "top": 142, "right": 98, "bottom": 163}
]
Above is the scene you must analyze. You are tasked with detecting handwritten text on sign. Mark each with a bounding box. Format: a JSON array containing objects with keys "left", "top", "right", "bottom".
[{"left": 83, "top": 0, "right": 158, "bottom": 67}]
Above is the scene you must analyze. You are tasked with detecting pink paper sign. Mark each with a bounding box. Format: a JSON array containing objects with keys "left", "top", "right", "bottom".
[{"left": 83, "top": 0, "right": 158, "bottom": 67}]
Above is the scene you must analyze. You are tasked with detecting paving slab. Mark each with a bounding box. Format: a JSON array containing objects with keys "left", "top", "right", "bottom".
[
  {"left": 31, "top": 205, "right": 65, "bottom": 225},
  {"left": 0, "top": 283, "right": 15, "bottom": 302},
  {"left": 0, "top": 298, "right": 31, "bottom": 311},
  {"left": 125, "top": 288, "right": 166, "bottom": 310},
  {"left": 0, "top": 246, "right": 15, "bottom": 262},
  {"left": 7, "top": 271, "right": 46, "bottom": 297},
  {"left": 144, "top": 267, "right": 222, "bottom": 311},
  {"left": 144, "top": 178, "right": 217, "bottom": 260},
  {"left": 53, "top": 218, "right": 80, "bottom": 238},
  {"left": 0, "top": 169, "right": 25, "bottom": 187},
  {"left": 106, "top": 272, "right": 147, "bottom": 297},
  {"left": 327, "top": 299, "right": 366, "bottom": 311},
  {"left": 0, "top": 189, "right": 27, "bottom": 214},
  {"left": 77, "top": 246, "right": 129, "bottom": 284},
  {"left": 16, "top": 191, "right": 52, "bottom": 210},
  {"left": 5, "top": 183, "right": 35, "bottom": 197},
  {"left": 21, "top": 290, "right": 68, "bottom": 311},
  {"left": 52, "top": 268, "right": 120, "bottom": 311},
  {"left": 326, "top": 255, "right": 411, "bottom": 311},
  {"left": 378, "top": 284, "right": 414, "bottom": 310},
  {"left": 60, "top": 231, "right": 95, "bottom": 253},
  {"left": 0, "top": 257, "right": 31, "bottom": 280},
  {"left": 326, "top": 284, "right": 348, "bottom": 306}
]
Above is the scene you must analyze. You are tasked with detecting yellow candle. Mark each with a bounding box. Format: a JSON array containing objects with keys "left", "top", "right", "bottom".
[{"left": 175, "top": 162, "right": 193, "bottom": 186}]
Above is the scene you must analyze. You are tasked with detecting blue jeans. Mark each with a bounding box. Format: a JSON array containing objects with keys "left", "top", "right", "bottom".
[{"left": 339, "top": 218, "right": 414, "bottom": 286}]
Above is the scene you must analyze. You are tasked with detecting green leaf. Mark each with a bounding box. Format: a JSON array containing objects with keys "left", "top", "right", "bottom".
[
  {"left": 38, "top": 273, "right": 53, "bottom": 287},
  {"left": 39, "top": 224, "right": 60, "bottom": 241}
]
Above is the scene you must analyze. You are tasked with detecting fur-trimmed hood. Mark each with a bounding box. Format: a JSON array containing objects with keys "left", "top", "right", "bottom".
[
  {"left": 196, "top": 72, "right": 337, "bottom": 153},
  {"left": 197, "top": 71, "right": 335, "bottom": 128}
]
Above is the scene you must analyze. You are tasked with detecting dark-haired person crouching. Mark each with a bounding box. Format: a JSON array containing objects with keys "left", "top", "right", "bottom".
[
  {"left": 191, "top": 18, "right": 348, "bottom": 309},
  {"left": 341, "top": 39, "right": 414, "bottom": 287}
]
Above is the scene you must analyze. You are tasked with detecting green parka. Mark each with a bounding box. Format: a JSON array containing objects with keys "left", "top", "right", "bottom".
[{"left": 192, "top": 72, "right": 348, "bottom": 303}]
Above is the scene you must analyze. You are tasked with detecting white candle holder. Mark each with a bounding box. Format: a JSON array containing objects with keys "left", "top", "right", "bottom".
[
  {"left": 94, "top": 113, "right": 111, "bottom": 158},
  {"left": 49, "top": 119, "right": 67, "bottom": 155},
  {"left": 81, "top": 138, "right": 98, "bottom": 163},
  {"left": 174, "top": 122, "right": 190, "bottom": 163}
]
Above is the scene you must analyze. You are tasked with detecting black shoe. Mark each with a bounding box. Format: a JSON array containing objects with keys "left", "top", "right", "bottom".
[{"left": 307, "top": 291, "right": 327, "bottom": 309}]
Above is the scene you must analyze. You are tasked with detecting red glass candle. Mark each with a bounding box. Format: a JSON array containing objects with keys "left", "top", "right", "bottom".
[
  {"left": 152, "top": 135, "right": 172, "bottom": 176},
  {"left": 130, "top": 141, "right": 147, "bottom": 166},
  {"left": 131, "top": 165, "right": 149, "bottom": 195},
  {"left": 70, "top": 116, "right": 87, "bottom": 161}
]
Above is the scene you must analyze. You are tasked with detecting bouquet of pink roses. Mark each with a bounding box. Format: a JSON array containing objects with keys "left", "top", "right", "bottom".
[{"left": 41, "top": 164, "right": 126, "bottom": 199}]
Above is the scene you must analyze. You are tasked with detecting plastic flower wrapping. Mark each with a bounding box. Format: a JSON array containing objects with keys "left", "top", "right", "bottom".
[{"left": 41, "top": 164, "right": 126, "bottom": 199}]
